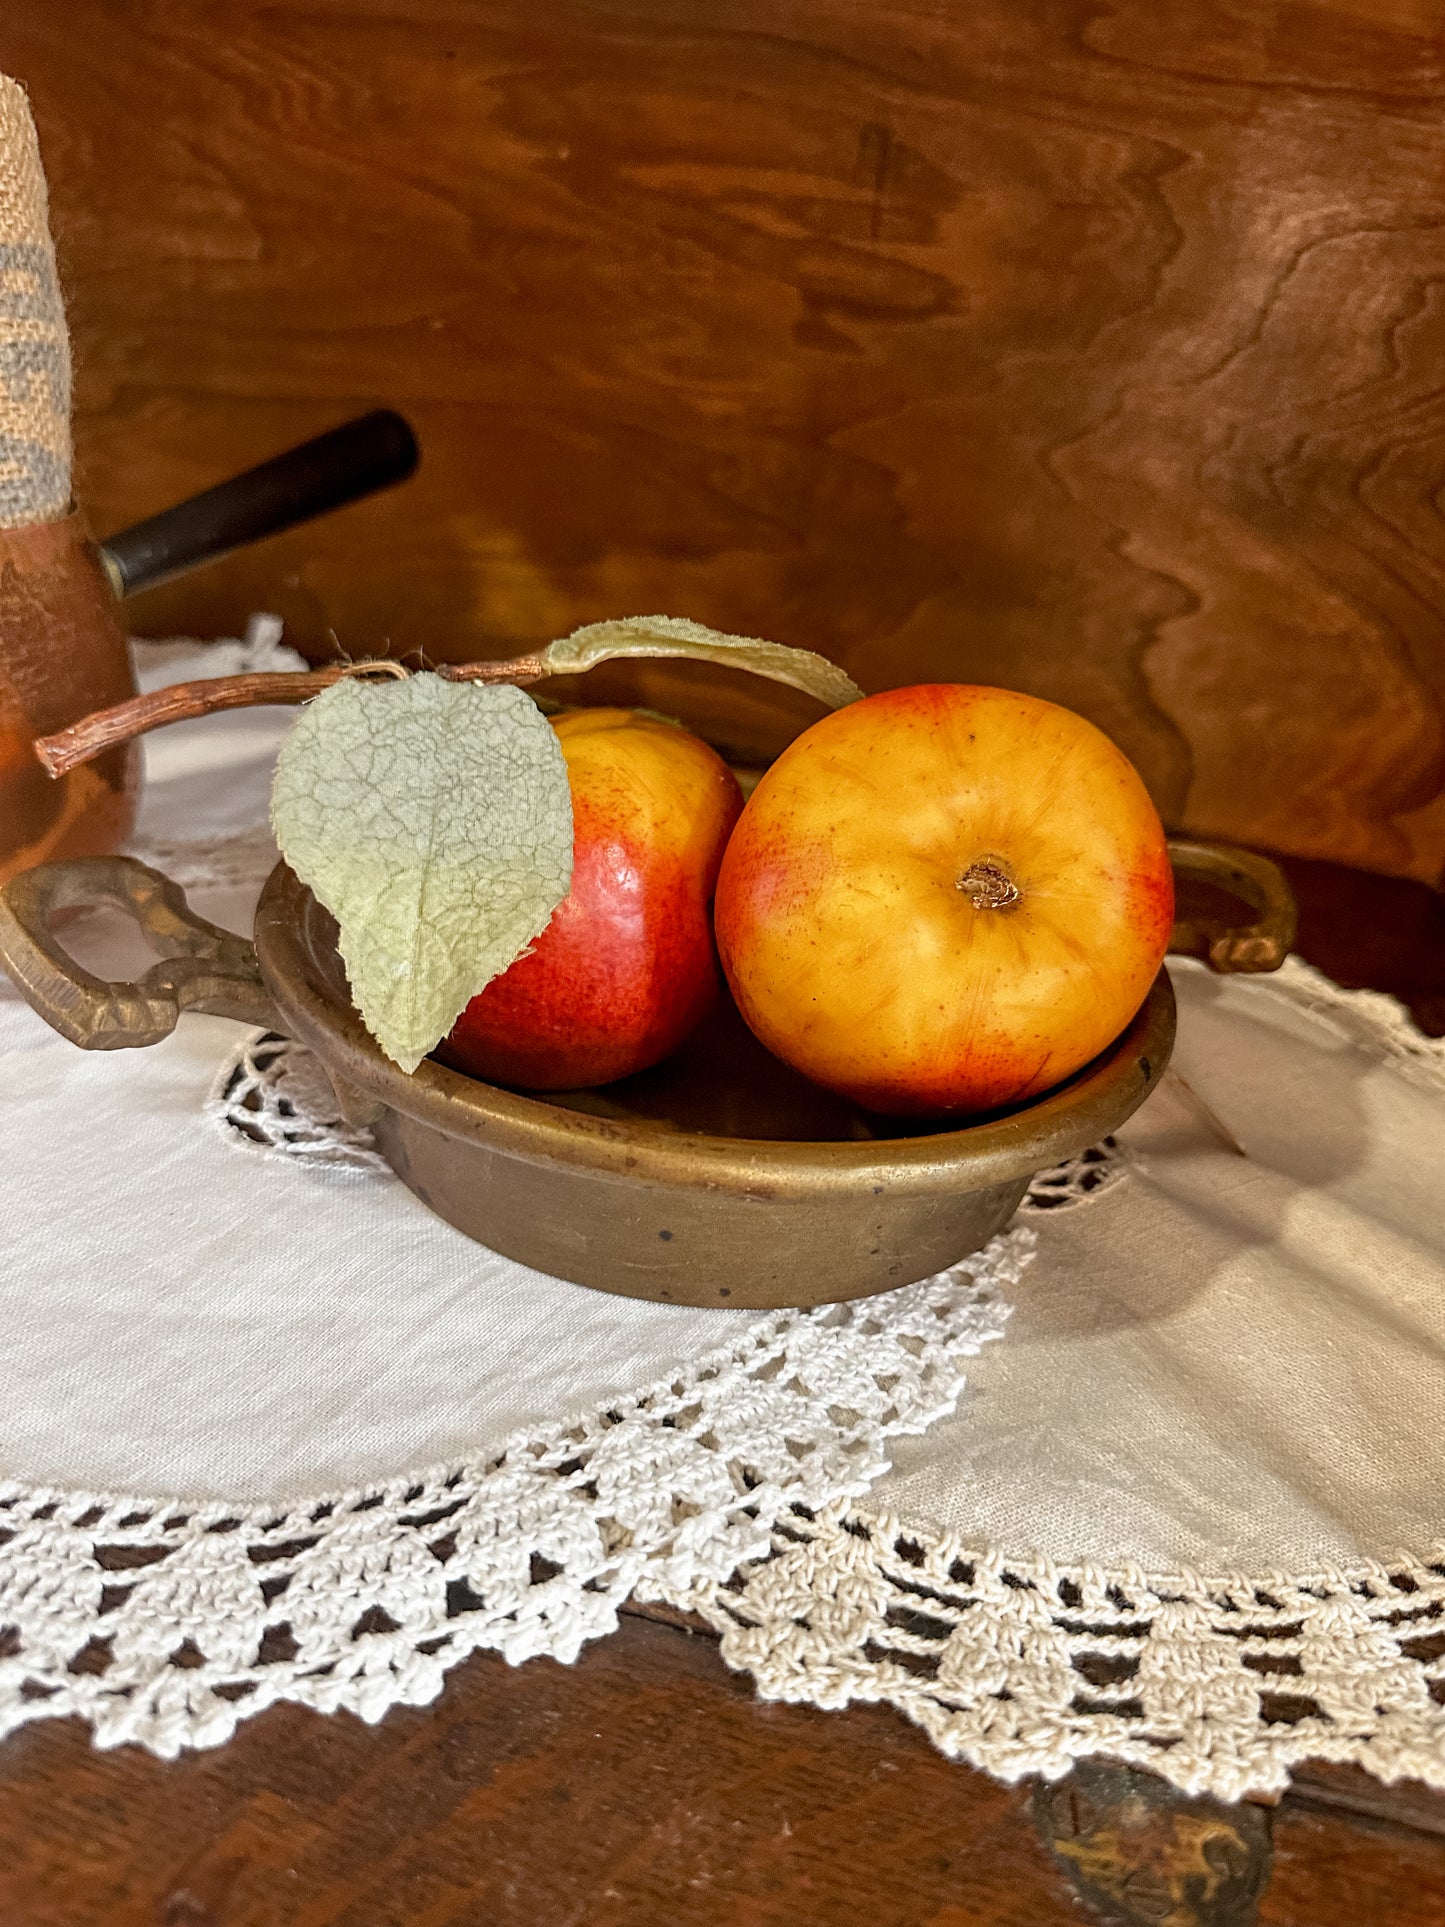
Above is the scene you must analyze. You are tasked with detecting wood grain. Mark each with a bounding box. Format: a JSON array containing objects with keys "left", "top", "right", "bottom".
[
  {"left": 1277, "top": 851, "right": 1445, "bottom": 1035},
  {"left": 0, "top": 1614, "right": 1088, "bottom": 1927},
  {"left": 1262, "top": 1801, "right": 1445, "bottom": 1927},
  {"left": 3, "top": 0, "right": 1444, "bottom": 882},
  {"left": 2, "top": 1608, "right": 1445, "bottom": 1926}
]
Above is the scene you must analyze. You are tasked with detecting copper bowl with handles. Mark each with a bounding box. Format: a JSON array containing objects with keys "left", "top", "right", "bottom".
[{"left": 0, "top": 839, "right": 1292, "bottom": 1310}]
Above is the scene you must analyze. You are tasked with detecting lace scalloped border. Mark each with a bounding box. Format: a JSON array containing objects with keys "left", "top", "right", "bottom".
[
  {"left": 203, "top": 1025, "right": 1137, "bottom": 1208},
  {"left": 658, "top": 965, "right": 1445, "bottom": 1801},
  {"left": 660, "top": 1500, "right": 1445, "bottom": 1802},
  {"left": 0, "top": 1236, "right": 1023, "bottom": 1757},
  {"left": 27, "top": 638, "right": 1445, "bottom": 1790},
  {"left": 1271, "top": 953, "right": 1445, "bottom": 1096}
]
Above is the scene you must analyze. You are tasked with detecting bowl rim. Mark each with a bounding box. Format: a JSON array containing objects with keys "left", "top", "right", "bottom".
[{"left": 255, "top": 863, "right": 1176, "bottom": 1199}]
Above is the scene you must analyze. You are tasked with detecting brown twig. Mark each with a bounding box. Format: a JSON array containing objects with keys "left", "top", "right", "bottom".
[{"left": 33, "top": 655, "right": 549, "bottom": 779}]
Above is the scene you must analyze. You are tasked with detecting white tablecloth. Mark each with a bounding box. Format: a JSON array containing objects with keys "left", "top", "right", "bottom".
[{"left": 2, "top": 628, "right": 1442, "bottom": 1799}]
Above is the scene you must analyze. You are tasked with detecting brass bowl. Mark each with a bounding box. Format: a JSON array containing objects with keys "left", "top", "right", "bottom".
[{"left": 0, "top": 841, "right": 1293, "bottom": 1310}]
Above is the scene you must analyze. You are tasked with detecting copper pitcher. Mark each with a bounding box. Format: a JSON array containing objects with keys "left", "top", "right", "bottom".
[
  {"left": 0, "top": 409, "right": 417, "bottom": 885},
  {"left": 0, "top": 510, "right": 136, "bottom": 879}
]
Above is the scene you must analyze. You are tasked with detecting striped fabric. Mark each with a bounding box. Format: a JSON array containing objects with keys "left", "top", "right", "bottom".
[{"left": 0, "top": 78, "right": 69, "bottom": 528}]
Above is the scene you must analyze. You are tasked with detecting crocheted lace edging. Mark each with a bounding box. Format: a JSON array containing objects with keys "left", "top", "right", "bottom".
[
  {"left": 652, "top": 964, "right": 1445, "bottom": 1800},
  {"left": 0, "top": 1241, "right": 1023, "bottom": 1757}
]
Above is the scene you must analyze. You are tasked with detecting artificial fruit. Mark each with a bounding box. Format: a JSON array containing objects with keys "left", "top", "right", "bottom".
[
  {"left": 714, "top": 683, "right": 1173, "bottom": 1116},
  {"left": 440, "top": 707, "right": 742, "bottom": 1090}
]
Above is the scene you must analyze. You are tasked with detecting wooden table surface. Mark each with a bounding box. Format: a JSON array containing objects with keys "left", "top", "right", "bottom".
[{"left": 1, "top": 855, "right": 1441, "bottom": 1927}]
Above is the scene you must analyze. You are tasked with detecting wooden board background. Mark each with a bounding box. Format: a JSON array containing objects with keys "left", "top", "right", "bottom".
[{"left": 4, "top": 0, "right": 1445, "bottom": 884}]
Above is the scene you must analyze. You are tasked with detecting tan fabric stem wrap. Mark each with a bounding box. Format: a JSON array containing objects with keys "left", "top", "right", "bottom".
[{"left": 0, "top": 78, "right": 70, "bottom": 528}]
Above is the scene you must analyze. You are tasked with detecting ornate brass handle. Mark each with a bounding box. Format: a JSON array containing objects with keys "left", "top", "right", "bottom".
[
  {"left": 0, "top": 855, "right": 276, "bottom": 1048},
  {"left": 1166, "top": 838, "right": 1296, "bottom": 973},
  {"left": 0, "top": 837, "right": 1297, "bottom": 1056}
]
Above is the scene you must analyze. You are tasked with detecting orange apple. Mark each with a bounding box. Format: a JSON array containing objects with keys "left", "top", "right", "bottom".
[
  {"left": 714, "top": 683, "right": 1174, "bottom": 1116},
  {"left": 439, "top": 707, "right": 743, "bottom": 1090}
]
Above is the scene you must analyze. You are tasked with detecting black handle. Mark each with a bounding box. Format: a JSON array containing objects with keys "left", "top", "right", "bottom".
[{"left": 98, "top": 409, "right": 419, "bottom": 599}]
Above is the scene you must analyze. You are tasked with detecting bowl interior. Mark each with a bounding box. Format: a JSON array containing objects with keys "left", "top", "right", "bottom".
[{"left": 294, "top": 884, "right": 1150, "bottom": 1146}]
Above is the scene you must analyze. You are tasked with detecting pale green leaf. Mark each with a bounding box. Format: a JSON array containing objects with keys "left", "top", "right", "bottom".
[
  {"left": 540, "top": 615, "right": 864, "bottom": 711},
  {"left": 270, "top": 674, "right": 572, "bottom": 1073}
]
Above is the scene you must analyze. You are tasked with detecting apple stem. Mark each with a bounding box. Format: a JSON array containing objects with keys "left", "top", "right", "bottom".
[{"left": 957, "top": 858, "right": 1021, "bottom": 910}]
